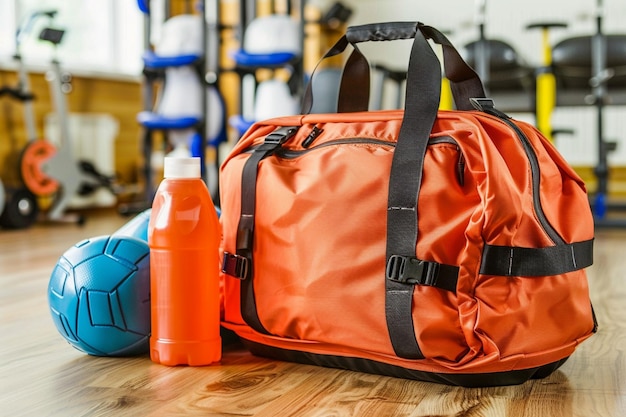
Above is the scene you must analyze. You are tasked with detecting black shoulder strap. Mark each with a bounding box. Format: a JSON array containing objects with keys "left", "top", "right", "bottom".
[
  {"left": 384, "top": 29, "right": 442, "bottom": 360},
  {"left": 222, "top": 126, "right": 298, "bottom": 335}
]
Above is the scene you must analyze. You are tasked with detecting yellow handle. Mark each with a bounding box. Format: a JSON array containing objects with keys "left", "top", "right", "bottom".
[
  {"left": 439, "top": 77, "right": 454, "bottom": 110},
  {"left": 536, "top": 72, "right": 556, "bottom": 141},
  {"left": 536, "top": 28, "right": 556, "bottom": 142}
]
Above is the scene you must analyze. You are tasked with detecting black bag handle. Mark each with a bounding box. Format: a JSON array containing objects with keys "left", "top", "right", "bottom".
[
  {"left": 346, "top": 21, "right": 421, "bottom": 43},
  {"left": 301, "top": 22, "right": 485, "bottom": 114},
  {"left": 418, "top": 25, "right": 486, "bottom": 110}
]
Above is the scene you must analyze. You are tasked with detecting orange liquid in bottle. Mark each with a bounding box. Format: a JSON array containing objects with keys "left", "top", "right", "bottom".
[{"left": 148, "top": 157, "right": 221, "bottom": 366}]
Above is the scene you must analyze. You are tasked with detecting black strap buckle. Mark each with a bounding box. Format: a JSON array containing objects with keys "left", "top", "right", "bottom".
[
  {"left": 222, "top": 252, "right": 250, "bottom": 280},
  {"left": 386, "top": 255, "right": 439, "bottom": 286},
  {"left": 263, "top": 126, "right": 298, "bottom": 145}
]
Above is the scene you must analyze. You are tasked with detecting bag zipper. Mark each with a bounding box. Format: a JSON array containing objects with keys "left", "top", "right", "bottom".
[
  {"left": 470, "top": 98, "right": 564, "bottom": 245},
  {"left": 243, "top": 136, "right": 466, "bottom": 186},
  {"left": 277, "top": 138, "right": 394, "bottom": 157}
]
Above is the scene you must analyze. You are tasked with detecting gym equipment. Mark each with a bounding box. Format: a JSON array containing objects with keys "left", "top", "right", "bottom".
[
  {"left": 137, "top": 13, "right": 227, "bottom": 156},
  {"left": 549, "top": 0, "right": 626, "bottom": 227},
  {"left": 20, "top": 139, "right": 60, "bottom": 197},
  {"left": 0, "top": 12, "right": 49, "bottom": 229},
  {"left": 48, "top": 234, "right": 151, "bottom": 356},
  {"left": 0, "top": 65, "right": 37, "bottom": 231},
  {"left": 229, "top": 12, "right": 304, "bottom": 137},
  {"left": 464, "top": 0, "right": 535, "bottom": 113},
  {"left": 0, "top": 127, "right": 40, "bottom": 229},
  {"left": 0, "top": 186, "right": 39, "bottom": 230},
  {"left": 439, "top": 77, "right": 454, "bottom": 111},
  {"left": 318, "top": 1, "right": 352, "bottom": 30},
  {"left": 6, "top": 10, "right": 111, "bottom": 225},
  {"left": 526, "top": 22, "right": 569, "bottom": 142},
  {"left": 125, "top": 0, "right": 227, "bottom": 214},
  {"left": 22, "top": 19, "right": 88, "bottom": 224},
  {"left": 227, "top": 1, "right": 346, "bottom": 134}
]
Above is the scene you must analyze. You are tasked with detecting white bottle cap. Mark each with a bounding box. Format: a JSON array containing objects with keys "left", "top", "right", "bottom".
[{"left": 163, "top": 157, "right": 201, "bottom": 179}]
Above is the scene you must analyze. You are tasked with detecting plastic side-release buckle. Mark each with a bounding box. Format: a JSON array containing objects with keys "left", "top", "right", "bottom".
[
  {"left": 263, "top": 126, "right": 299, "bottom": 146},
  {"left": 386, "top": 255, "right": 440, "bottom": 286},
  {"left": 222, "top": 252, "right": 250, "bottom": 280}
]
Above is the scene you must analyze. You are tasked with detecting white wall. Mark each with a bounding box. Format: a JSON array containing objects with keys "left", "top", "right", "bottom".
[{"left": 319, "top": 0, "right": 626, "bottom": 166}]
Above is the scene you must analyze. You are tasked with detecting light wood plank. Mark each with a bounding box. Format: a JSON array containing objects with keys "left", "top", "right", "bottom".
[{"left": 1, "top": 210, "right": 625, "bottom": 417}]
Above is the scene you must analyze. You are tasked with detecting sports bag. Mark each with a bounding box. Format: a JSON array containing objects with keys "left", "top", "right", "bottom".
[{"left": 218, "top": 22, "right": 597, "bottom": 387}]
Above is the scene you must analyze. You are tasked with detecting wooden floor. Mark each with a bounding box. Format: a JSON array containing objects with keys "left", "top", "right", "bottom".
[{"left": 1, "top": 209, "right": 625, "bottom": 417}]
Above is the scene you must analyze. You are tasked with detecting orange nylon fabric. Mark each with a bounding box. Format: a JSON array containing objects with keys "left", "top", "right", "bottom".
[{"left": 219, "top": 109, "right": 595, "bottom": 376}]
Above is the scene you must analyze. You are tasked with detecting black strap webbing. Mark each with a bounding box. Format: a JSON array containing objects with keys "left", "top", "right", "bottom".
[
  {"left": 384, "top": 29, "right": 442, "bottom": 360},
  {"left": 480, "top": 239, "right": 594, "bottom": 277},
  {"left": 233, "top": 126, "right": 298, "bottom": 335},
  {"left": 383, "top": 239, "right": 594, "bottom": 298}
]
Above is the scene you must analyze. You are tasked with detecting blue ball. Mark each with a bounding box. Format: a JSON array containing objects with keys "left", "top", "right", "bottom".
[{"left": 48, "top": 235, "right": 151, "bottom": 356}]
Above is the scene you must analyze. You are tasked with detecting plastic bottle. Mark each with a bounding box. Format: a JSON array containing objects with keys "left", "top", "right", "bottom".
[{"left": 148, "top": 157, "right": 221, "bottom": 366}]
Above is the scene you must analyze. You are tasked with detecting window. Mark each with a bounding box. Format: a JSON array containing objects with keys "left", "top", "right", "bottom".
[{"left": 0, "top": 0, "right": 144, "bottom": 77}]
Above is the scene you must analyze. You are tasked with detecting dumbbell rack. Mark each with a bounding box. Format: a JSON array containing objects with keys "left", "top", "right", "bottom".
[
  {"left": 121, "top": 0, "right": 226, "bottom": 214},
  {"left": 228, "top": 0, "right": 305, "bottom": 137}
]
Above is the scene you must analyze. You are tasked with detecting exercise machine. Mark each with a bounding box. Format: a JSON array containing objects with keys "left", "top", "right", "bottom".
[
  {"left": 526, "top": 22, "right": 571, "bottom": 142},
  {"left": 15, "top": 11, "right": 110, "bottom": 224},
  {"left": 0, "top": 11, "right": 52, "bottom": 228},
  {"left": 0, "top": 74, "right": 39, "bottom": 229},
  {"left": 547, "top": 0, "right": 626, "bottom": 227},
  {"left": 463, "top": 0, "right": 535, "bottom": 113},
  {"left": 585, "top": 0, "right": 626, "bottom": 226}
]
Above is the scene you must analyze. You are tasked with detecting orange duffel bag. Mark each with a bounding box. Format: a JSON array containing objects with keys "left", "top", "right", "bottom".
[{"left": 218, "top": 22, "right": 597, "bottom": 387}]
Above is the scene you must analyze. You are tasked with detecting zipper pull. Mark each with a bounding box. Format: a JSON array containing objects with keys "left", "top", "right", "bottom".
[
  {"left": 302, "top": 125, "right": 323, "bottom": 148},
  {"left": 456, "top": 149, "right": 465, "bottom": 187},
  {"left": 469, "top": 97, "right": 510, "bottom": 119}
]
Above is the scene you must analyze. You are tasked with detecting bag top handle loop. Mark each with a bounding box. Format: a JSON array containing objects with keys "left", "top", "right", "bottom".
[
  {"left": 301, "top": 22, "right": 485, "bottom": 115},
  {"left": 345, "top": 21, "right": 420, "bottom": 44}
]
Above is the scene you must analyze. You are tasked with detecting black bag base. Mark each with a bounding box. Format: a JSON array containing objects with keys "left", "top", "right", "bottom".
[{"left": 241, "top": 339, "right": 569, "bottom": 388}]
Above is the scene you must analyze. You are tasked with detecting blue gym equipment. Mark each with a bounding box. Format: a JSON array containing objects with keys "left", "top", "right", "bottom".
[{"left": 120, "top": 0, "right": 227, "bottom": 215}]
